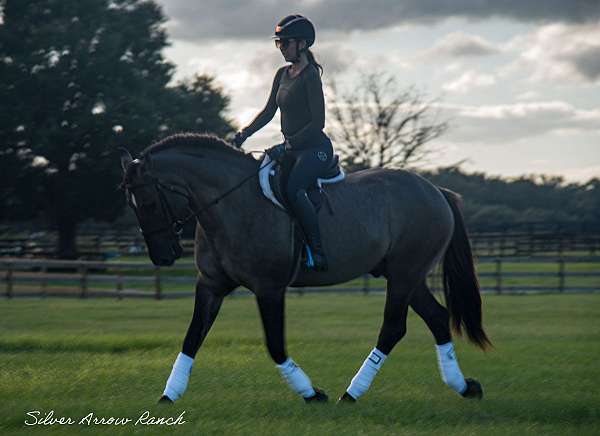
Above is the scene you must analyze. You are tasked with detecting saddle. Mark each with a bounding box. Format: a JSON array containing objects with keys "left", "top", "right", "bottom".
[
  {"left": 259, "top": 152, "right": 345, "bottom": 271},
  {"left": 258, "top": 153, "right": 345, "bottom": 213}
]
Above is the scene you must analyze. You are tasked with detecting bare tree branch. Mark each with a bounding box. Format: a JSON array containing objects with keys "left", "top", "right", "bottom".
[{"left": 327, "top": 72, "right": 448, "bottom": 172}]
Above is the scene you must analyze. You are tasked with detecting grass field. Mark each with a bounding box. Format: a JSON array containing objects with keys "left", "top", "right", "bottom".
[{"left": 1, "top": 294, "right": 599, "bottom": 435}]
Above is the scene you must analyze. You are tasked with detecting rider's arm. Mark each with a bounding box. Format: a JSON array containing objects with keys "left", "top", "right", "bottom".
[
  {"left": 287, "top": 65, "right": 325, "bottom": 147},
  {"left": 241, "top": 67, "right": 285, "bottom": 138}
]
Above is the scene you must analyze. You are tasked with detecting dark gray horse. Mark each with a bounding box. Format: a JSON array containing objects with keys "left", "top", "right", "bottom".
[{"left": 120, "top": 133, "right": 490, "bottom": 404}]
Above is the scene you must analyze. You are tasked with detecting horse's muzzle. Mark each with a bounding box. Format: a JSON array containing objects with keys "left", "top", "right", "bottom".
[{"left": 149, "top": 239, "right": 183, "bottom": 267}]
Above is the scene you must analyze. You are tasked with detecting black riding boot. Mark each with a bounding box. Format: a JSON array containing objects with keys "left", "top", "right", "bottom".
[{"left": 292, "top": 191, "right": 328, "bottom": 272}]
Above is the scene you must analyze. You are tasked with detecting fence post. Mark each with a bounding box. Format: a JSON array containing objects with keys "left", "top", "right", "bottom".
[
  {"left": 362, "top": 274, "right": 370, "bottom": 295},
  {"left": 79, "top": 265, "right": 88, "bottom": 298},
  {"left": 495, "top": 258, "right": 502, "bottom": 294},
  {"left": 558, "top": 258, "right": 565, "bottom": 293},
  {"left": 558, "top": 236, "right": 564, "bottom": 258},
  {"left": 116, "top": 269, "right": 123, "bottom": 300},
  {"left": 528, "top": 223, "right": 534, "bottom": 256},
  {"left": 5, "top": 264, "right": 13, "bottom": 298},
  {"left": 41, "top": 265, "right": 47, "bottom": 298},
  {"left": 154, "top": 266, "right": 162, "bottom": 300}
]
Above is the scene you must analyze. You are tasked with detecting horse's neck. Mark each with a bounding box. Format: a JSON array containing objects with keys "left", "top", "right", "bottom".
[{"left": 158, "top": 150, "right": 263, "bottom": 232}]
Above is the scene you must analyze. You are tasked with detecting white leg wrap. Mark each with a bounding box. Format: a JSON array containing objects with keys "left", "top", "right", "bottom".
[
  {"left": 276, "top": 358, "right": 315, "bottom": 398},
  {"left": 346, "top": 347, "right": 387, "bottom": 400},
  {"left": 436, "top": 342, "right": 467, "bottom": 394},
  {"left": 163, "top": 352, "right": 194, "bottom": 401}
]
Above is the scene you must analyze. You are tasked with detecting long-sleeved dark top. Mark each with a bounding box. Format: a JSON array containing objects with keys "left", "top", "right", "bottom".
[{"left": 242, "top": 64, "right": 325, "bottom": 149}]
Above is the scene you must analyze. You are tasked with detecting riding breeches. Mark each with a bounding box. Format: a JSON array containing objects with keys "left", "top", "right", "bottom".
[{"left": 284, "top": 134, "right": 333, "bottom": 203}]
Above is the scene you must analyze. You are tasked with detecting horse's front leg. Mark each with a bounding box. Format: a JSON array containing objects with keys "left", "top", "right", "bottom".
[
  {"left": 255, "top": 290, "right": 328, "bottom": 403},
  {"left": 159, "top": 276, "right": 234, "bottom": 403}
]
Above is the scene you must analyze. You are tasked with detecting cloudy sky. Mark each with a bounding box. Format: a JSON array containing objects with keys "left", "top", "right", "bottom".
[{"left": 157, "top": 0, "right": 600, "bottom": 182}]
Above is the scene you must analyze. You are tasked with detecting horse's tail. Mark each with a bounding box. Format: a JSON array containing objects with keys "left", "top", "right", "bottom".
[{"left": 439, "top": 188, "right": 491, "bottom": 350}]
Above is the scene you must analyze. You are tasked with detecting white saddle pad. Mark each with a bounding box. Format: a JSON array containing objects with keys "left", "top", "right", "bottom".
[{"left": 258, "top": 154, "right": 345, "bottom": 210}]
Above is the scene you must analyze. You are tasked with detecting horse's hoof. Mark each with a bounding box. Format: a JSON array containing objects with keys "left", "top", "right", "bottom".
[
  {"left": 304, "top": 387, "right": 328, "bottom": 403},
  {"left": 461, "top": 378, "right": 483, "bottom": 400},
  {"left": 158, "top": 395, "right": 174, "bottom": 404},
  {"left": 337, "top": 392, "right": 357, "bottom": 404}
]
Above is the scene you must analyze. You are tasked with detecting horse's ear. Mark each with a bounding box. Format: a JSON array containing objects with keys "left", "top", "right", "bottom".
[{"left": 119, "top": 148, "right": 133, "bottom": 172}]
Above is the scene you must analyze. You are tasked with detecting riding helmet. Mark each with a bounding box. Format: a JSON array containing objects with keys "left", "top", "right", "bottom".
[{"left": 272, "top": 15, "right": 316, "bottom": 47}]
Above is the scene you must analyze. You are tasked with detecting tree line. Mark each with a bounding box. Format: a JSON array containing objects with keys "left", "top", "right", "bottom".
[{"left": 420, "top": 167, "right": 599, "bottom": 233}]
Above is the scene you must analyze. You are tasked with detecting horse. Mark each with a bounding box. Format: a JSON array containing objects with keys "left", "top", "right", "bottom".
[{"left": 119, "top": 132, "right": 490, "bottom": 404}]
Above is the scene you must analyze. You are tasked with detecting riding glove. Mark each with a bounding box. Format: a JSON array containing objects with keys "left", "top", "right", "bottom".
[
  {"left": 266, "top": 142, "right": 287, "bottom": 162},
  {"left": 232, "top": 130, "right": 247, "bottom": 148}
]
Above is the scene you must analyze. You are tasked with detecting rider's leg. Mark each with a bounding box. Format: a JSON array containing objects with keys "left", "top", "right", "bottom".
[{"left": 285, "top": 149, "right": 331, "bottom": 271}]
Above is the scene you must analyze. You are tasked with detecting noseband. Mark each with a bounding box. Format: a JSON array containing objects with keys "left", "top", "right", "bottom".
[{"left": 124, "top": 178, "right": 193, "bottom": 239}]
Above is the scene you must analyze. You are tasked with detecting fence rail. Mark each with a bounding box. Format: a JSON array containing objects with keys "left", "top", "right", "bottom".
[
  {"left": 2, "top": 229, "right": 600, "bottom": 259},
  {"left": 2, "top": 256, "right": 598, "bottom": 299}
]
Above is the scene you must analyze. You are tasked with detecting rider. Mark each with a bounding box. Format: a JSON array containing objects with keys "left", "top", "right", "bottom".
[{"left": 233, "top": 15, "right": 333, "bottom": 272}]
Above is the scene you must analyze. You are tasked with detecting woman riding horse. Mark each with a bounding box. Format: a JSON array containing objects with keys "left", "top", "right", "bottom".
[
  {"left": 120, "top": 17, "right": 489, "bottom": 408},
  {"left": 233, "top": 15, "right": 333, "bottom": 272}
]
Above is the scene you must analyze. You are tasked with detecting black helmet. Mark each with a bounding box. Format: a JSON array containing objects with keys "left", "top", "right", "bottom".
[{"left": 273, "top": 15, "right": 315, "bottom": 47}]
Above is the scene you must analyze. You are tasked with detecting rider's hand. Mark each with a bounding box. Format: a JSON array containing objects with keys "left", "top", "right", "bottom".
[
  {"left": 266, "top": 142, "right": 287, "bottom": 162},
  {"left": 232, "top": 130, "right": 247, "bottom": 148}
]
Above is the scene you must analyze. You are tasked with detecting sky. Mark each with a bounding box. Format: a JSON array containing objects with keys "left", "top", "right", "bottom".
[{"left": 157, "top": 0, "right": 600, "bottom": 183}]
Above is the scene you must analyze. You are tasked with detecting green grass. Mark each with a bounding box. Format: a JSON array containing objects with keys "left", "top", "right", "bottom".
[{"left": 1, "top": 294, "right": 599, "bottom": 435}]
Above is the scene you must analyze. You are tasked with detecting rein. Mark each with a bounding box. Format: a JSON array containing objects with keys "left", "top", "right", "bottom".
[{"left": 126, "top": 154, "right": 273, "bottom": 235}]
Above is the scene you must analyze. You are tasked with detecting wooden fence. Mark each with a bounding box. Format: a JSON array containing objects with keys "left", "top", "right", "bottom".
[
  {"left": 1, "top": 256, "right": 598, "bottom": 299},
  {"left": 2, "top": 229, "right": 600, "bottom": 259}
]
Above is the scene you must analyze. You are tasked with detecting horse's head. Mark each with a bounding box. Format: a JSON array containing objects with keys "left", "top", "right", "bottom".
[{"left": 120, "top": 149, "right": 191, "bottom": 266}]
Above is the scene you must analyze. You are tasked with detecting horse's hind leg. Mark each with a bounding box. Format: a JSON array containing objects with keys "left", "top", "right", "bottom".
[
  {"left": 410, "top": 281, "right": 482, "bottom": 398},
  {"left": 339, "top": 274, "right": 418, "bottom": 402},
  {"left": 410, "top": 281, "right": 450, "bottom": 345},
  {"left": 160, "top": 275, "right": 235, "bottom": 403}
]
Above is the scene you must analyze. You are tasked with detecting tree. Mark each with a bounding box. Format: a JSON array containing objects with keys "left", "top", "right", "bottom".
[
  {"left": 327, "top": 72, "right": 447, "bottom": 172},
  {"left": 0, "top": 0, "right": 234, "bottom": 258},
  {"left": 160, "top": 74, "right": 234, "bottom": 138}
]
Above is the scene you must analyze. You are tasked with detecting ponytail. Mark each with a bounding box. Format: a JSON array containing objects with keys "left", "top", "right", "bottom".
[{"left": 305, "top": 48, "right": 323, "bottom": 77}]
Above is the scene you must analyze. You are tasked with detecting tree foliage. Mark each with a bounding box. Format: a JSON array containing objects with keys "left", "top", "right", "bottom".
[
  {"left": 422, "top": 167, "right": 600, "bottom": 232},
  {"left": 0, "top": 0, "right": 234, "bottom": 257}
]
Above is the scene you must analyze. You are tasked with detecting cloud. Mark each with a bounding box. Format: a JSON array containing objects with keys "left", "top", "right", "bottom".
[
  {"left": 564, "top": 44, "right": 600, "bottom": 81},
  {"left": 441, "top": 101, "right": 600, "bottom": 142},
  {"left": 442, "top": 70, "right": 496, "bottom": 93},
  {"left": 515, "top": 91, "right": 540, "bottom": 101},
  {"left": 505, "top": 22, "right": 600, "bottom": 83},
  {"left": 157, "top": 0, "right": 600, "bottom": 42},
  {"left": 426, "top": 32, "right": 501, "bottom": 58},
  {"left": 313, "top": 43, "right": 355, "bottom": 74}
]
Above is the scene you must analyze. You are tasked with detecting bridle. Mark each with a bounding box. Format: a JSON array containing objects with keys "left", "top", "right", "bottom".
[{"left": 123, "top": 154, "right": 273, "bottom": 239}]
